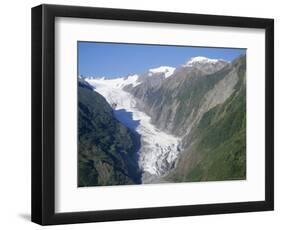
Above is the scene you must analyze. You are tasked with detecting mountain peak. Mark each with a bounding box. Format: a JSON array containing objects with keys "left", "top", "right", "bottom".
[
  {"left": 183, "top": 56, "right": 226, "bottom": 67},
  {"left": 148, "top": 66, "right": 176, "bottom": 78}
]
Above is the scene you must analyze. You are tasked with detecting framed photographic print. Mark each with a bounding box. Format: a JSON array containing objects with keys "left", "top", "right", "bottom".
[{"left": 31, "top": 4, "right": 274, "bottom": 225}]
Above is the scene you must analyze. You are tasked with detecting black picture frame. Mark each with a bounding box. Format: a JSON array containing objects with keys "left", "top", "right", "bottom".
[{"left": 31, "top": 4, "right": 274, "bottom": 225}]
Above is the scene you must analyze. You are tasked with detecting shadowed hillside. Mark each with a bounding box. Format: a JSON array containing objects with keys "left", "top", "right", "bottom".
[{"left": 78, "top": 79, "right": 141, "bottom": 186}]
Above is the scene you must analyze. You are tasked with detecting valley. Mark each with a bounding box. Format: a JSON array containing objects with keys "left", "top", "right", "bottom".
[
  {"left": 86, "top": 77, "right": 181, "bottom": 183},
  {"left": 79, "top": 55, "right": 246, "bottom": 186}
]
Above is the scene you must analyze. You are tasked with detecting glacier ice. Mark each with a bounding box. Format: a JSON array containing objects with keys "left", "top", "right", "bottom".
[{"left": 86, "top": 77, "right": 181, "bottom": 182}]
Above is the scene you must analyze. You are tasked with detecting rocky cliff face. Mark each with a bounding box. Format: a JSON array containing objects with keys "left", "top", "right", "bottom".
[
  {"left": 125, "top": 57, "right": 232, "bottom": 137},
  {"left": 168, "top": 56, "right": 246, "bottom": 181},
  {"left": 124, "top": 55, "right": 246, "bottom": 181}
]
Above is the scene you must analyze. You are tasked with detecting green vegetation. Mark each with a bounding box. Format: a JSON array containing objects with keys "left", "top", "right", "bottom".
[
  {"left": 168, "top": 56, "right": 246, "bottom": 182},
  {"left": 78, "top": 55, "right": 247, "bottom": 185},
  {"left": 186, "top": 88, "right": 246, "bottom": 181},
  {"left": 78, "top": 80, "right": 141, "bottom": 186}
]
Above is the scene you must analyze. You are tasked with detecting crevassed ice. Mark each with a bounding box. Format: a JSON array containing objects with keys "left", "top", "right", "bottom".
[{"left": 85, "top": 77, "right": 181, "bottom": 178}]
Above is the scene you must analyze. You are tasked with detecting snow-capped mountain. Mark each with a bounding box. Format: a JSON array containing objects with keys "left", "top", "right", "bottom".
[
  {"left": 82, "top": 56, "right": 230, "bottom": 181},
  {"left": 79, "top": 55, "right": 246, "bottom": 185},
  {"left": 83, "top": 57, "right": 228, "bottom": 89},
  {"left": 181, "top": 56, "right": 229, "bottom": 75},
  {"left": 85, "top": 66, "right": 175, "bottom": 93},
  {"left": 183, "top": 56, "right": 222, "bottom": 66},
  {"left": 124, "top": 55, "right": 245, "bottom": 182}
]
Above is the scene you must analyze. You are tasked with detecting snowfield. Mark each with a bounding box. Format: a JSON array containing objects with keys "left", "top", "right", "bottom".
[
  {"left": 148, "top": 66, "right": 175, "bottom": 78},
  {"left": 86, "top": 77, "right": 181, "bottom": 183}
]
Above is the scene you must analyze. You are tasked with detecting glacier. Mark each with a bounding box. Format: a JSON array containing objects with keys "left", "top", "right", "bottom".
[{"left": 86, "top": 77, "right": 181, "bottom": 183}]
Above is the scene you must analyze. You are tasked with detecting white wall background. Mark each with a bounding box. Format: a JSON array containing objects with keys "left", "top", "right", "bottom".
[{"left": 0, "top": 0, "right": 278, "bottom": 229}]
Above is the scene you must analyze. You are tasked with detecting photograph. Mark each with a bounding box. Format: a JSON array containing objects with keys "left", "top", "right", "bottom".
[
  {"left": 78, "top": 42, "right": 247, "bottom": 187},
  {"left": 30, "top": 3, "right": 274, "bottom": 225}
]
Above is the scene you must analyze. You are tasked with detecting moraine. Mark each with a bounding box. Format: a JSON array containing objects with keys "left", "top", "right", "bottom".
[{"left": 86, "top": 77, "right": 181, "bottom": 183}]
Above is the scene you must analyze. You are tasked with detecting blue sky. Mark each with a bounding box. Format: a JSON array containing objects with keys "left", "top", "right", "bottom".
[{"left": 78, "top": 41, "right": 246, "bottom": 78}]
